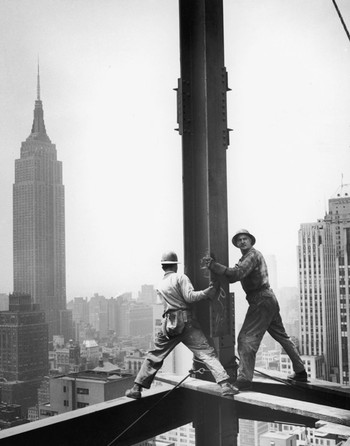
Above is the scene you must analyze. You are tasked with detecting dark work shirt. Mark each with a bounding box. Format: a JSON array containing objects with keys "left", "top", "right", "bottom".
[{"left": 223, "top": 247, "right": 270, "bottom": 294}]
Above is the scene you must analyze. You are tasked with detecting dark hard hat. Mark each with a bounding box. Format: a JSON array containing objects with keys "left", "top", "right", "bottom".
[
  {"left": 232, "top": 229, "right": 256, "bottom": 247},
  {"left": 160, "top": 251, "right": 180, "bottom": 264}
]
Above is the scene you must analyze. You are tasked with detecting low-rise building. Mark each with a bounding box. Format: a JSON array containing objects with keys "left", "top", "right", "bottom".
[
  {"left": 280, "top": 354, "right": 325, "bottom": 380},
  {"left": 39, "top": 360, "right": 134, "bottom": 418}
]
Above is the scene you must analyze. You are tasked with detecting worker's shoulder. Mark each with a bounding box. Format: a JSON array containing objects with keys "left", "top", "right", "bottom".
[
  {"left": 170, "top": 272, "right": 193, "bottom": 287},
  {"left": 249, "top": 247, "right": 265, "bottom": 258},
  {"left": 177, "top": 272, "right": 191, "bottom": 281},
  {"left": 161, "top": 271, "right": 186, "bottom": 283},
  {"left": 241, "top": 247, "right": 265, "bottom": 266},
  {"left": 243, "top": 247, "right": 260, "bottom": 258}
]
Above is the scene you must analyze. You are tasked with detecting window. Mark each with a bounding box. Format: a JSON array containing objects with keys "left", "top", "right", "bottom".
[
  {"left": 77, "top": 387, "right": 89, "bottom": 395},
  {"left": 77, "top": 402, "right": 89, "bottom": 408},
  {"left": 40, "top": 409, "right": 58, "bottom": 417}
]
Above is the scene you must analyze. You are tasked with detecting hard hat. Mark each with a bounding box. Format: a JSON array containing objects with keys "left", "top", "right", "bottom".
[
  {"left": 232, "top": 229, "right": 256, "bottom": 247},
  {"left": 160, "top": 251, "right": 180, "bottom": 264}
]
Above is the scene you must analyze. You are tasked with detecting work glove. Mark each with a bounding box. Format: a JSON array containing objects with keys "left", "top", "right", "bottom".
[
  {"left": 209, "top": 279, "right": 221, "bottom": 291},
  {"left": 201, "top": 255, "right": 214, "bottom": 268},
  {"left": 201, "top": 256, "right": 227, "bottom": 276},
  {"left": 206, "top": 283, "right": 220, "bottom": 300}
]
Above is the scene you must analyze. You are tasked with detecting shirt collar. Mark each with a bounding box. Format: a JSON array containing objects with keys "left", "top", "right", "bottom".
[
  {"left": 241, "top": 246, "right": 255, "bottom": 257},
  {"left": 163, "top": 270, "right": 176, "bottom": 278}
]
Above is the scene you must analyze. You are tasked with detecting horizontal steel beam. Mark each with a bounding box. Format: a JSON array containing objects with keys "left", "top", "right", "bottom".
[
  {"left": 1, "top": 377, "right": 349, "bottom": 445},
  {"left": 157, "top": 373, "right": 350, "bottom": 427},
  {"left": 0, "top": 386, "right": 194, "bottom": 446}
]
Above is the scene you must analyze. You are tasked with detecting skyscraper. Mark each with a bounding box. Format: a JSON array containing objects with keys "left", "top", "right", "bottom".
[
  {"left": 297, "top": 185, "right": 350, "bottom": 384},
  {"left": 13, "top": 67, "right": 67, "bottom": 339},
  {"left": 0, "top": 293, "right": 49, "bottom": 416}
]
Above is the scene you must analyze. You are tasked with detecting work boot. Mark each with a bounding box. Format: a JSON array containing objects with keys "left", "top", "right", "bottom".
[
  {"left": 235, "top": 377, "right": 252, "bottom": 391},
  {"left": 220, "top": 381, "right": 239, "bottom": 397},
  {"left": 287, "top": 370, "right": 308, "bottom": 382},
  {"left": 125, "top": 384, "right": 142, "bottom": 399}
]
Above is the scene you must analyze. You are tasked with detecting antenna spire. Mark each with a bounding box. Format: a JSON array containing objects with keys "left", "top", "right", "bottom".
[
  {"left": 27, "top": 61, "right": 50, "bottom": 143},
  {"left": 37, "top": 59, "right": 41, "bottom": 100}
]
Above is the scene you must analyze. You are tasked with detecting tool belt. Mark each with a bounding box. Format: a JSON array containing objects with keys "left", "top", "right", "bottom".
[{"left": 163, "top": 308, "right": 190, "bottom": 337}]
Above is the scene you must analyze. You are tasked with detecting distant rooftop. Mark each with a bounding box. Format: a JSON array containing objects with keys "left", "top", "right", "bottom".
[
  {"left": 331, "top": 183, "right": 350, "bottom": 199},
  {"left": 93, "top": 360, "right": 120, "bottom": 373},
  {"left": 82, "top": 340, "right": 98, "bottom": 348}
]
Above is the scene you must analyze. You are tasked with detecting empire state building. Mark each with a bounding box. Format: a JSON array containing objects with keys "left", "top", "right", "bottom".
[{"left": 13, "top": 68, "right": 69, "bottom": 339}]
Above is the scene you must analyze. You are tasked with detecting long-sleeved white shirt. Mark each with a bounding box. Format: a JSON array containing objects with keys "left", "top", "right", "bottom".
[{"left": 156, "top": 270, "right": 213, "bottom": 312}]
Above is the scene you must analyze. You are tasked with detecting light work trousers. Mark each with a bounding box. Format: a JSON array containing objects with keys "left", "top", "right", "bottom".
[
  {"left": 135, "top": 320, "right": 230, "bottom": 389},
  {"left": 238, "top": 289, "right": 305, "bottom": 382}
]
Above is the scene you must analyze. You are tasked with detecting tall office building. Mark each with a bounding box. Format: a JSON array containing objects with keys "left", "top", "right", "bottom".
[
  {"left": 0, "top": 293, "right": 49, "bottom": 416},
  {"left": 13, "top": 68, "right": 67, "bottom": 339},
  {"left": 238, "top": 420, "right": 268, "bottom": 446},
  {"left": 0, "top": 293, "right": 48, "bottom": 381},
  {"left": 297, "top": 185, "right": 350, "bottom": 384},
  {"left": 138, "top": 284, "right": 157, "bottom": 305}
]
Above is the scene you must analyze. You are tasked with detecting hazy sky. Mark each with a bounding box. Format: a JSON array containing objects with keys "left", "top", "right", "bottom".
[{"left": 0, "top": 0, "right": 350, "bottom": 300}]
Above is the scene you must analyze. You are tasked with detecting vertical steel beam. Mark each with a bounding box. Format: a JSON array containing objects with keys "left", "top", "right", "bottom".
[
  {"left": 177, "top": 0, "right": 235, "bottom": 370},
  {"left": 193, "top": 394, "right": 238, "bottom": 446}
]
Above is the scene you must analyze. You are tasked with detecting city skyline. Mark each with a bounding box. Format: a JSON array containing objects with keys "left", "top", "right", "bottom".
[{"left": 1, "top": 0, "right": 350, "bottom": 300}]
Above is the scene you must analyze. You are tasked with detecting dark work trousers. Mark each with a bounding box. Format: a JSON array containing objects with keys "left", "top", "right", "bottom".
[
  {"left": 237, "top": 289, "right": 305, "bottom": 382},
  {"left": 135, "top": 319, "right": 230, "bottom": 389}
]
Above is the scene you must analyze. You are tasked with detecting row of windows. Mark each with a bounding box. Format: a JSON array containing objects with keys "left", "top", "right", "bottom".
[
  {"left": 63, "top": 385, "right": 89, "bottom": 395},
  {"left": 63, "top": 400, "right": 89, "bottom": 408}
]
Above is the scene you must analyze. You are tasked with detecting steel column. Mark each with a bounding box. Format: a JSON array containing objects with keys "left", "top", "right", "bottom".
[
  {"left": 193, "top": 393, "right": 238, "bottom": 446},
  {"left": 177, "top": 0, "right": 234, "bottom": 368}
]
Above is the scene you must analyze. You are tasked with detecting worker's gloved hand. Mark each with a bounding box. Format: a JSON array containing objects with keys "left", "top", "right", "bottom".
[
  {"left": 201, "top": 255, "right": 214, "bottom": 269},
  {"left": 201, "top": 256, "right": 227, "bottom": 276},
  {"left": 209, "top": 279, "right": 221, "bottom": 291},
  {"left": 206, "top": 283, "right": 220, "bottom": 300}
]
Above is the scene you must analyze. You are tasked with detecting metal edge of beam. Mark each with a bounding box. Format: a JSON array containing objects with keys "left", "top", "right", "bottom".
[
  {"left": 0, "top": 385, "right": 194, "bottom": 446},
  {"left": 156, "top": 374, "right": 350, "bottom": 427}
]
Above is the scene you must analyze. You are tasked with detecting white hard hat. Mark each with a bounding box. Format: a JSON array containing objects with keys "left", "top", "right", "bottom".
[{"left": 160, "top": 251, "right": 180, "bottom": 264}]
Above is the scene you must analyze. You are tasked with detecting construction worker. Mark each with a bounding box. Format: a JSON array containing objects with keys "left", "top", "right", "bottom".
[
  {"left": 125, "top": 250, "right": 239, "bottom": 399},
  {"left": 202, "top": 230, "right": 307, "bottom": 390}
]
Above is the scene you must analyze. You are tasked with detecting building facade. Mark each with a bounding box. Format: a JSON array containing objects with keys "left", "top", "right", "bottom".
[
  {"left": 13, "top": 68, "right": 67, "bottom": 339},
  {"left": 39, "top": 362, "right": 134, "bottom": 417},
  {"left": 280, "top": 353, "right": 325, "bottom": 380},
  {"left": 0, "top": 293, "right": 48, "bottom": 382},
  {"left": 138, "top": 284, "right": 158, "bottom": 305},
  {"left": 297, "top": 186, "right": 350, "bottom": 384},
  {"left": 0, "top": 293, "right": 49, "bottom": 416}
]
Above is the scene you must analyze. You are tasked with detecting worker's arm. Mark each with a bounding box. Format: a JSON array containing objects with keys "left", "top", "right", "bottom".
[
  {"left": 202, "top": 251, "right": 257, "bottom": 283},
  {"left": 179, "top": 274, "right": 218, "bottom": 303}
]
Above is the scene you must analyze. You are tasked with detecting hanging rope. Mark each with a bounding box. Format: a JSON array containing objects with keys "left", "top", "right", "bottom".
[
  {"left": 213, "top": 285, "right": 226, "bottom": 332},
  {"left": 106, "top": 368, "right": 205, "bottom": 446},
  {"left": 331, "top": 0, "right": 350, "bottom": 44},
  {"left": 199, "top": 252, "right": 227, "bottom": 332},
  {"left": 253, "top": 368, "right": 298, "bottom": 388}
]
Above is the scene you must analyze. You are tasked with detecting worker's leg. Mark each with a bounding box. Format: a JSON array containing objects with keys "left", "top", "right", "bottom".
[
  {"left": 182, "top": 323, "right": 230, "bottom": 384},
  {"left": 237, "top": 295, "right": 277, "bottom": 382},
  {"left": 135, "top": 330, "right": 181, "bottom": 389},
  {"left": 267, "top": 309, "right": 305, "bottom": 373}
]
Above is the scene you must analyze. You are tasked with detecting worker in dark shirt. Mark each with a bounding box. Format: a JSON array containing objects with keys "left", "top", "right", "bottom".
[{"left": 202, "top": 229, "right": 307, "bottom": 390}]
